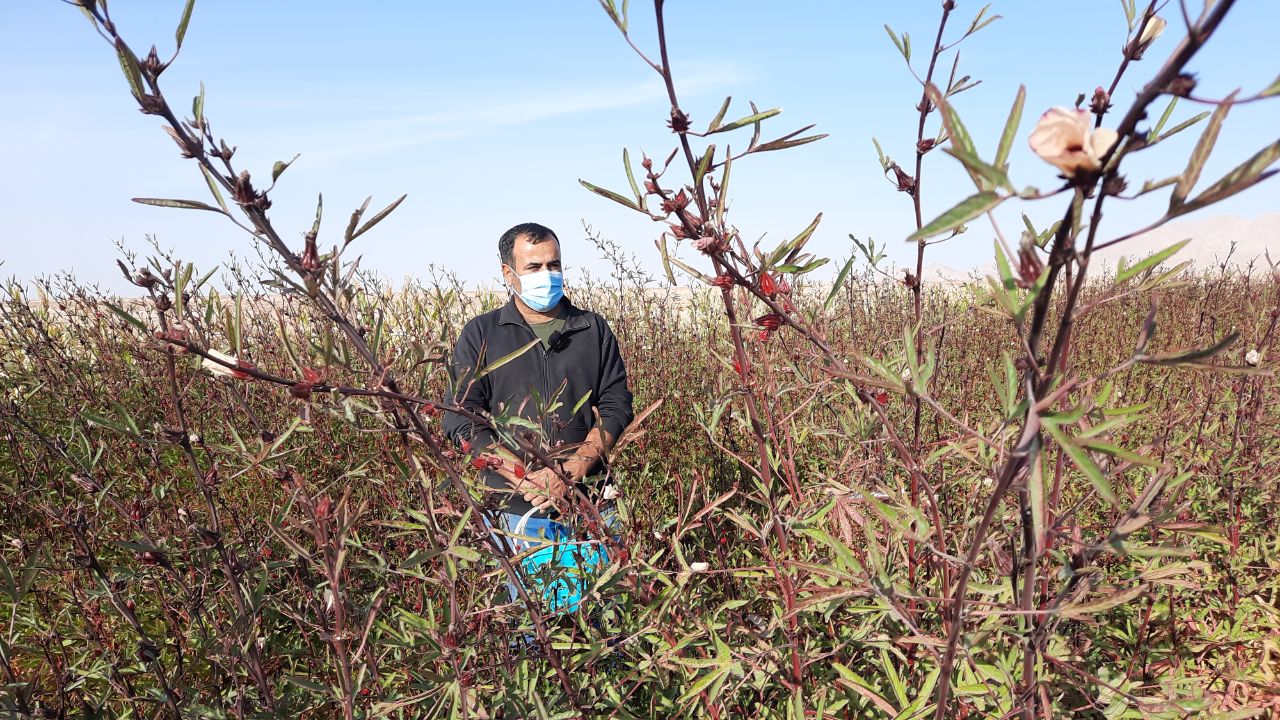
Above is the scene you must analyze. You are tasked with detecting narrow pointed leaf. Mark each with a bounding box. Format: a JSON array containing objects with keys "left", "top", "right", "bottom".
[
  {"left": 1139, "top": 332, "right": 1238, "bottom": 365},
  {"left": 926, "top": 84, "right": 976, "bottom": 161},
  {"left": 1046, "top": 423, "right": 1118, "bottom": 505},
  {"left": 824, "top": 257, "right": 854, "bottom": 310},
  {"left": 1170, "top": 91, "right": 1237, "bottom": 211},
  {"left": 272, "top": 154, "right": 300, "bottom": 182},
  {"left": 994, "top": 84, "right": 1025, "bottom": 170},
  {"left": 694, "top": 143, "right": 715, "bottom": 186},
  {"left": 907, "top": 191, "right": 1002, "bottom": 241},
  {"left": 580, "top": 179, "right": 641, "bottom": 211},
  {"left": 352, "top": 194, "right": 407, "bottom": 240},
  {"left": 1115, "top": 238, "right": 1190, "bottom": 283},
  {"left": 477, "top": 339, "right": 541, "bottom": 379},
  {"left": 884, "top": 24, "right": 907, "bottom": 61},
  {"left": 114, "top": 40, "right": 146, "bottom": 100},
  {"left": 753, "top": 133, "right": 827, "bottom": 153},
  {"left": 710, "top": 107, "right": 780, "bottom": 135},
  {"left": 1060, "top": 583, "right": 1150, "bottom": 618},
  {"left": 622, "top": 148, "right": 641, "bottom": 202},
  {"left": 1179, "top": 138, "right": 1280, "bottom": 214},
  {"left": 105, "top": 302, "right": 148, "bottom": 333},
  {"left": 175, "top": 0, "right": 196, "bottom": 49},
  {"left": 132, "top": 197, "right": 221, "bottom": 212},
  {"left": 707, "top": 96, "right": 732, "bottom": 132}
]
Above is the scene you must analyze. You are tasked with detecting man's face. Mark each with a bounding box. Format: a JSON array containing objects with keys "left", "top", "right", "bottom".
[{"left": 502, "top": 235, "right": 562, "bottom": 293}]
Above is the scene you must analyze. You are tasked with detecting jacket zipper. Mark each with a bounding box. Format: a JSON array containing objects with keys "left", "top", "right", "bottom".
[{"left": 521, "top": 322, "right": 553, "bottom": 439}]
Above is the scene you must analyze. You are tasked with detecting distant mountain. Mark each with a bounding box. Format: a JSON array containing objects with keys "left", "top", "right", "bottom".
[
  {"left": 921, "top": 213, "right": 1278, "bottom": 283},
  {"left": 1092, "top": 213, "right": 1278, "bottom": 274}
]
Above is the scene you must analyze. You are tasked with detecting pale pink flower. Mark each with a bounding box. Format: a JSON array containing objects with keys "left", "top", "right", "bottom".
[
  {"left": 1028, "top": 108, "right": 1119, "bottom": 177},
  {"left": 201, "top": 349, "right": 248, "bottom": 379}
]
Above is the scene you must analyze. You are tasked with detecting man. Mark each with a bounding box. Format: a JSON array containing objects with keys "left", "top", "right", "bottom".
[{"left": 443, "top": 222, "right": 633, "bottom": 608}]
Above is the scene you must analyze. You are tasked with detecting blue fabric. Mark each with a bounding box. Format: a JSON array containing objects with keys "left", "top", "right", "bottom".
[{"left": 488, "top": 511, "right": 614, "bottom": 615}]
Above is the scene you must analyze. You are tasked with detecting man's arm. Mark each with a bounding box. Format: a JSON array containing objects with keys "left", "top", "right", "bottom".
[
  {"left": 565, "top": 317, "right": 633, "bottom": 481},
  {"left": 441, "top": 322, "right": 500, "bottom": 454}
]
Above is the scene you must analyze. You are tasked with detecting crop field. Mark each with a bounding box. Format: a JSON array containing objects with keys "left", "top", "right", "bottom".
[
  {"left": 3, "top": 0, "right": 1280, "bottom": 718},
  {"left": 2, "top": 263, "right": 1277, "bottom": 718}
]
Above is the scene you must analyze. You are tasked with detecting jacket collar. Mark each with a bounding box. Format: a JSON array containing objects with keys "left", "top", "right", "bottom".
[{"left": 498, "top": 297, "right": 591, "bottom": 332}]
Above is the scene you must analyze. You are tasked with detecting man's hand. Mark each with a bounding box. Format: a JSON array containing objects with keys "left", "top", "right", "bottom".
[{"left": 511, "top": 467, "right": 569, "bottom": 512}]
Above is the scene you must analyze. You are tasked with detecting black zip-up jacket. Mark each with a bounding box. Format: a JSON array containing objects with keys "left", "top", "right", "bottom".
[{"left": 442, "top": 297, "right": 634, "bottom": 515}]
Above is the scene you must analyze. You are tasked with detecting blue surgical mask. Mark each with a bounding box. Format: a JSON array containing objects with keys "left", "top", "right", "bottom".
[{"left": 515, "top": 269, "right": 564, "bottom": 312}]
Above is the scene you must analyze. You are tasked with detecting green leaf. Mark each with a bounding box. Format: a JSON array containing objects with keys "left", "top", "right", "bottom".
[
  {"left": 907, "top": 191, "right": 1003, "bottom": 241},
  {"left": 1260, "top": 74, "right": 1280, "bottom": 98},
  {"left": 709, "top": 107, "right": 780, "bottom": 135},
  {"left": 1028, "top": 453, "right": 1046, "bottom": 557},
  {"left": 884, "top": 24, "right": 908, "bottom": 61},
  {"left": 707, "top": 96, "right": 732, "bottom": 132},
  {"left": 114, "top": 39, "right": 146, "bottom": 100},
  {"left": 966, "top": 3, "right": 1001, "bottom": 35},
  {"left": 943, "top": 148, "right": 1011, "bottom": 191},
  {"left": 926, "top": 85, "right": 976, "bottom": 161},
  {"left": 446, "top": 545, "right": 481, "bottom": 563},
  {"left": 283, "top": 675, "right": 330, "bottom": 694},
  {"left": 580, "top": 179, "right": 641, "bottom": 211},
  {"left": 272, "top": 154, "right": 299, "bottom": 182},
  {"left": 83, "top": 410, "right": 138, "bottom": 438},
  {"left": 994, "top": 84, "right": 1025, "bottom": 170},
  {"left": 824, "top": 257, "right": 853, "bottom": 311},
  {"left": 199, "top": 165, "right": 228, "bottom": 212},
  {"left": 175, "top": 0, "right": 196, "bottom": 49},
  {"left": 1170, "top": 91, "right": 1237, "bottom": 211},
  {"left": 774, "top": 213, "right": 822, "bottom": 266},
  {"left": 192, "top": 81, "right": 205, "bottom": 125},
  {"left": 1157, "top": 110, "right": 1210, "bottom": 143},
  {"left": 309, "top": 193, "right": 323, "bottom": 238},
  {"left": 872, "top": 136, "right": 889, "bottom": 171},
  {"left": 1115, "top": 238, "right": 1190, "bottom": 283},
  {"left": 622, "top": 148, "right": 641, "bottom": 202},
  {"left": 1077, "top": 438, "right": 1162, "bottom": 467},
  {"left": 1060, "top": 583, "right": 1149, "bottom": 619},
  {"left": 131, "top": 197, "right": 221, "bottom": 212},
  {"left": 105, "top": 302, "right": 148, "bottom": 333},
  {"left": 753, "top": 132, "right": 827, "bottom": 153},
  {"left": 1046, "top": 423, "right": 1118, "bottom": 506},
  {"left": 477, "top": 338, "right": 541, "bottom": 379},
  {"left": 1139, "top": 332, "right": 1238, "bottom": 366},
  {"left": 351, "top": 194, "right": 407, "bottom": 241},
  {"left": 1178, "top": 138, "right": 1280, "bottom": 215},
  {"left": 694, "top": 143, "right": 715, "bottom": 186},
  {"left": 1147, "top": 96, "right": 1177, "bottom": 142},
  {"left": 833, "top": 662, "right": 899, "bottom": 715}
]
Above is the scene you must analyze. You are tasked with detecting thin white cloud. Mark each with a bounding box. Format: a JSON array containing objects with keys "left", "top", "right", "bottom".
[{"left": 287, "top": 63, "right": 748, "bottom": 166}]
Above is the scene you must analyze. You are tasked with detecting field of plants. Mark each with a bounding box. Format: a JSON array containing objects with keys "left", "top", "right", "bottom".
[{"left": 3, "top": 0, "right": 1280, "bottom": 718}]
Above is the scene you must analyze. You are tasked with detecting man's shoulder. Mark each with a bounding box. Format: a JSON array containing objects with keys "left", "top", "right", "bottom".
[
  {"left": 460, "top": 305, "right": 507, "bottom": 335},
  {"left": 565, "top": 300, "right": 615, "bottom": 332}
]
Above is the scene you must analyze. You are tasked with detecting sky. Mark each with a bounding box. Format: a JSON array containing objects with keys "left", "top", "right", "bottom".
[{"left": 2, "top": 1, "right": 1277, "bottom": 293}]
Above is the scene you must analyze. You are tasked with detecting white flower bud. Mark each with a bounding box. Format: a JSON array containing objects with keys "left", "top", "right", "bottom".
[{"left": 689, "top": 562, "right": 709, "bottom": 572}]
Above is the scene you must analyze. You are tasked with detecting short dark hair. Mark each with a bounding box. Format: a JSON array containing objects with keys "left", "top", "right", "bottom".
[{"left": 499, "top": 222, "right": 559, "bottom": 268}]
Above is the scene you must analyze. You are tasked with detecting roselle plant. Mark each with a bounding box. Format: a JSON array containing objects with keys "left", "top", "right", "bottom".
[
  {"left": 581, "top": 0, "right": 1278, "bottom": 717},
  {"left": 0, "top": 0, "right": 1278, "bottom": 718}
]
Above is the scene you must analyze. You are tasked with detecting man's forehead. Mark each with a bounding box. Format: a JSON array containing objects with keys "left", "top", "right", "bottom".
[{"left": 513, "top": 236, "right": 560, "bottom": 265}]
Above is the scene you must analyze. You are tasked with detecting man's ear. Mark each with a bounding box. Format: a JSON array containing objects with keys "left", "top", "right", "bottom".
[{"left": 501, "top": 264, "right": 519, "bottom": 292}]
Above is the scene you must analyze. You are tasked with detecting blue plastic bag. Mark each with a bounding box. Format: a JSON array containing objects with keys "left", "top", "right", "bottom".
[{"left": 510, "top": 510, "right": 610, "bottom": 614}]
